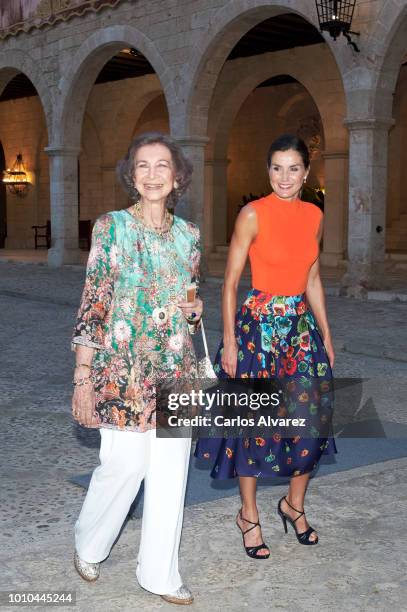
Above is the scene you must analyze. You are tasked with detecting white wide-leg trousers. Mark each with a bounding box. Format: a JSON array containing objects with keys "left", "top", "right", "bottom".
[{"left": 74, "top": 428, "right": 191, "bottom": 594}]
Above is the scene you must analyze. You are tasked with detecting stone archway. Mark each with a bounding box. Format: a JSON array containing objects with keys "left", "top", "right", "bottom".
[
  {"left": 341, "top": 1, "right": 407, "bottom": 291},
  {"left": 47, "top": 24, "right": 175, "bottom": 266},
  {"left": 57, "top": 25, "right": 176, "bottom": 150},
  {"left": 176, "top": 1, "right": 348, "bottom": 261},
  {"left": 0, "top": 50, "right": 53, "bottom": 138},
  {"left": 204, "top": 43, "right": 347, "bottom": 264},
  {"left": 207, "top": 48, "right": 344, "bottom": 160},
  {"left": 0, "top": 57, "right": 51, "bottom": 249},
  {"left": 370, "top": 5, "right": 407, "bottom": 256},
  {"left": 180, "top": 0, "right": 345, "bottom": 139},
  {"left": 370, "top": 3, "right": 407, "bottom": 122}
]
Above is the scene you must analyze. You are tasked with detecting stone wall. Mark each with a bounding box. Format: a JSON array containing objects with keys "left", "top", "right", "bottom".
[{"left": 0, "top": 0, "right": 406, "bottom": 288}]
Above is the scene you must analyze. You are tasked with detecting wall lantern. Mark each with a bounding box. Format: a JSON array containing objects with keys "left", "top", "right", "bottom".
[
  {"left": 2, "top": 153, "right": 30, "bottom": 197},
  {"left": 315, "top": 0, "right": 360, "bottom": 52}
]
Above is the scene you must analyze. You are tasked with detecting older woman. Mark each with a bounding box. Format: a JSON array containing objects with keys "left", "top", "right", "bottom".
[
  {"left": 71, "top": 132, "right": 202, "bottom": 605},
  {"left": 196, "top": 134, "right": 336, "bottom": 558}
]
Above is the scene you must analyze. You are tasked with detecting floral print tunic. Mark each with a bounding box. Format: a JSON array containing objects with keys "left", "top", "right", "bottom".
[{"left": 72, "top": 209, "right": 201, "bottom": 432}]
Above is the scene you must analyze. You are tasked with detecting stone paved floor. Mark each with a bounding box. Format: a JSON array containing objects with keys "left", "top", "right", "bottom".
[{"left": 0, "top": 262, "right": 406, "bottom": 611}]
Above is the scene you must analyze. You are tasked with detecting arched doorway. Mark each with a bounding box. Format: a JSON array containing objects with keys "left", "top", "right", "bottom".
[
  {"left": 0, "top": 72, "right": 49, "bottom": 249},
  {"left": 49, "top": 25, "right": 174, "bottom": 265},
  {"left": 79, "top": 51, "right": 170, "bottom": 223},
  {"left": 226, "top": 76, "right": 325, "bottom": 241},
  {"left": 194, "top": 11, "right": 347, "bottom": 266}
]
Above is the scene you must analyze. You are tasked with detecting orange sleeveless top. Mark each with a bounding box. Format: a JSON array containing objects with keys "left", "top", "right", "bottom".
[{"left": 248, "top": 192, "right": 322, "bottom": 295}]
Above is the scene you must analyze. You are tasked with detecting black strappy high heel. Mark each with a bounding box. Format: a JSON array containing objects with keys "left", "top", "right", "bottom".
[
  {"left": 277, "top": 496, "right": 319, "bottom": 545},
  {"left": 236, "top": 509, "right": 270, "bottom": 559}
]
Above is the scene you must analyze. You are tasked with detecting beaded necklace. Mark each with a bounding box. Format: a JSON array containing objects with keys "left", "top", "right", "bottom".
[{"left": 130, "top": 201, "right": 173, "bottom": 236}]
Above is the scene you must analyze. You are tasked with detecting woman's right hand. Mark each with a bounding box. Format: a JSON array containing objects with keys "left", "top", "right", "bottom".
[
  {"left": 72, "top": 384, "right": 100, "bottom": 428},
  {"left": 221, "top": 340, "right": 238, "bottom": 377}
]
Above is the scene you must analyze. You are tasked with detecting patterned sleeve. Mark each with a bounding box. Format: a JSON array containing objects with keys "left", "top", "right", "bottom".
[
  {"left": 71, "top": 213, "right": 116, "bottom": 350},
  {"left": 190, "top": 224, "right": 201, "bottom": 285},
  {"left": 188, "top": 224, "right": 202, "bottom": 334}
]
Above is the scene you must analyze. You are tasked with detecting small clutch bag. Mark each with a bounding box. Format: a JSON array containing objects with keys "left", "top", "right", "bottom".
[{"left": 197, "top": 319, "right": 217, "bottom": 381}]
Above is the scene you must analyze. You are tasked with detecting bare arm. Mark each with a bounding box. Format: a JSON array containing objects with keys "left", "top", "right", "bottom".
[
  {"left": 72, "top": 345, "right": 99, "bottom": 427},
  {"left": 74, "top": 344, "right": 94, "bottom": 374},
  {"left": 221, "top": 205, "right": 258, "bottom": 376},
  {"left": 305, "top": 219, "right": 335, "bottom": 367}
]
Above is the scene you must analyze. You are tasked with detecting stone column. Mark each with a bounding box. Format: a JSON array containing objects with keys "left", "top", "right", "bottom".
[
  {"left": 174, "top": 136, "right": 209, "bottom": 274},
  {"left": 45, "top": 146, "right": 81, "bottom": 267},
  {"left": 320, "top": 150, "right": 348, "bottom": 267},
  {"left": 204, "top": 157, "right": 230, "bottom": 254},
  {"left": 203, "top": 159, "right": 215, "bottom": 256},
  {"left": 174, "top": 136, "right": 208, "bottom": 223},
  {"left": 341, "top": 118, "right": 394, "bottom": 296},
  {"left": 101, "top": 165, "right": 118, "bottom": 210}
]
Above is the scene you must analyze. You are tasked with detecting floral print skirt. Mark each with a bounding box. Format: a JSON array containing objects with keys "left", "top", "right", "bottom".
[{"left": 194, "top": 289, "right": 337, "bottom": 479}]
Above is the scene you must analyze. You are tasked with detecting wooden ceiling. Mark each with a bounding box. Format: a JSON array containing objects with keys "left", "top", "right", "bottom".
[
  {"left": 0, "top": 13, "right": 323, "bottom": 102},
  {"left": 228, "top": 13, "right": 323, "bottom": 59}
]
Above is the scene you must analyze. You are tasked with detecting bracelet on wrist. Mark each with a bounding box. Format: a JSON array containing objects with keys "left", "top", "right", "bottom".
[
  {"left": 75, "top": 363, "right": 91, "bottom": 370},
  {"left": 73, "top": 377, "right": 93, "bottom": 387}
]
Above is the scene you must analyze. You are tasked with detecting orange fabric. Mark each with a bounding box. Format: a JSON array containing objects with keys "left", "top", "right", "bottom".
[{"left": 248, "top": 192, "right": 322, "bottom": 295}]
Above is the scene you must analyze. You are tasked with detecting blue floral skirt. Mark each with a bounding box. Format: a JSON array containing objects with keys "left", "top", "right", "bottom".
[{"left": 194, "top": 289, "right": 337, "bottom": 479}]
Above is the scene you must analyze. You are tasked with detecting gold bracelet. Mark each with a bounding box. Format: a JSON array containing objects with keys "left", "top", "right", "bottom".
[{"left": 75, "top": 363, "right": 91, "bottom": 369}]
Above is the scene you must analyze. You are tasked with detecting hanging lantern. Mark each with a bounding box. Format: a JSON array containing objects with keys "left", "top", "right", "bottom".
[
  {"left": 2, "top": 153, "right": 30, "bottom": 197},
  {"left": 315, "top": 0, "right": 360, "bottom": 51}
]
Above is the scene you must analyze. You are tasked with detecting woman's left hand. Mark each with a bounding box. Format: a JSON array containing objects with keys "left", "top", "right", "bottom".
[
  {"left": 323, "top": 335, "right": 335, "bottom": 369},
  {"left": 177, "top": 296, "right": 203, "bottom": 323}
]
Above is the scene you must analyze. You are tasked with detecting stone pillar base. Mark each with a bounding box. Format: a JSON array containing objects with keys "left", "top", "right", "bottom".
[
  {"left": 47, "top": 246, "right": 82, "bottom": 267},
  {"left": 340, "top": 261, "right": 388, "bottom": 297}
]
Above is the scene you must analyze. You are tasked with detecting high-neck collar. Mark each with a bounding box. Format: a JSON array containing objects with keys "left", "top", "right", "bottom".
[{"left": 267, "top": 191, "right": 301, "bottom": 206}]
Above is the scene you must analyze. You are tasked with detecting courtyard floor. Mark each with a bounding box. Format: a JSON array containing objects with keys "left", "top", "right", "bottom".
[{"left": 0, "top": 260, "right": 406, "bottom": 611}]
